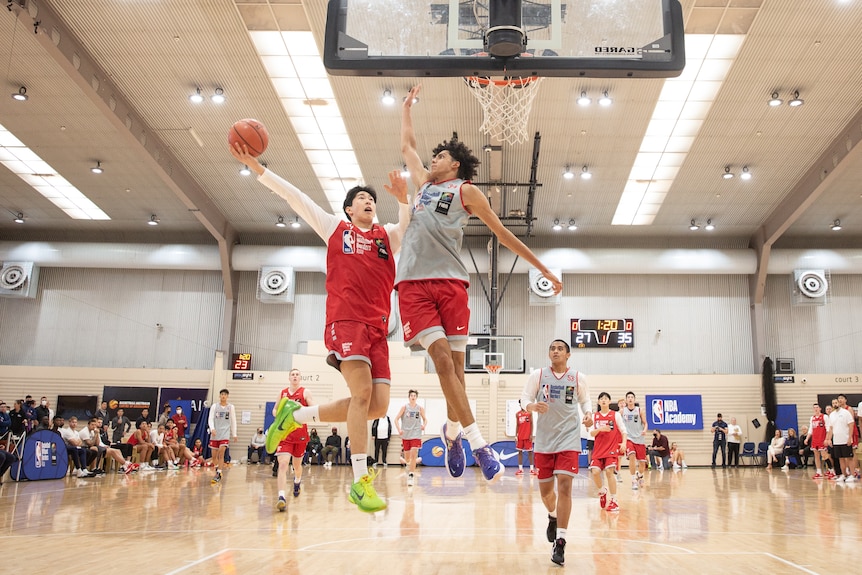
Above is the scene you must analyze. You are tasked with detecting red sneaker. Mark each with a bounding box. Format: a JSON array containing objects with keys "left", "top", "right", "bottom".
[
  {"left": 812, "top": 472, "right": 824, "bottom": 479},
  {"left": 515, "top": 469, "right": 524, "bottom": 476},
  {"left": 605, "top": 500, "right": 620, "bottom": 513},
  {"left": 599, "top": 490, "right": 607, "bottom": 509},
  {"left": 530, "top": 468, "right": 539, "bottom": 476}
]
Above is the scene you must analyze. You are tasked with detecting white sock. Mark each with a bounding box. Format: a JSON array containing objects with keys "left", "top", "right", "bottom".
[
  {"left": 278, "top": 490, "right": 285, "bottom": 498},
  {"left": 351, "top": 454, "right": 368, "bottom": 482},
  {"left": 294, "top": 405, "right": 320, "bottom": 424},
  {"left": 294, "top": 477, "right": 301, "bottom": 484},
  {"left": 445, "top": 419, "right": 461, "bottom": 439},
  {"left": 557, "top": 528, "right": 567, "bottom": 540},
  {"left": 463, "top": 423, "right": 487, "bottom": 450},
  {"left": 518, "top": 465, "right": 523, "bottom": 471}
]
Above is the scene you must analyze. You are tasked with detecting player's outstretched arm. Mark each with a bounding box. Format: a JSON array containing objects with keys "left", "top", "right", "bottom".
[
  {"left": 462, "top": 184, "right": 562, "bottom": 294},
  {"left": 401, "top": 85, "right": 430, "bottom": 188},
  {"left": 382, "top": 170, "right": 412, "bottom": 254}
]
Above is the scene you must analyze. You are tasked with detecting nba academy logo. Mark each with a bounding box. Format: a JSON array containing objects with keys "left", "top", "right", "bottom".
[{"left": 652, "top": 399, "right": 664, "bottom": 425}]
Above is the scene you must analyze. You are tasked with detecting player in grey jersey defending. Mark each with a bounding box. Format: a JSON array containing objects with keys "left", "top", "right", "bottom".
[
  {"left": 399, "top": 84, "right": 562, "bottom": 484},
  {"left": 520, "top": 339, "right": 593, "bottom": 566}
]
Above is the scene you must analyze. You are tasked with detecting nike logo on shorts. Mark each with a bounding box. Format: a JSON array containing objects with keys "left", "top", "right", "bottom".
[{"left": 456, "top": 325, "right": 466, "bottom": 331}]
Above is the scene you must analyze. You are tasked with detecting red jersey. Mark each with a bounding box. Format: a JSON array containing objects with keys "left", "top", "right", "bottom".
[
  {"left": 326, "top": 221, "right": 395, "bottom": 332},
  {"left": 592, "top": 410, "right": 624, "bottom": 459},
  {"left": 516, "top": 410, "right": 533, "bottom": 441},
  {"left": 809, "top": 413, "right": 827, "bottom": 444},
  {"left": 281, "top": 386, "right": 309, "bottom": 440}
]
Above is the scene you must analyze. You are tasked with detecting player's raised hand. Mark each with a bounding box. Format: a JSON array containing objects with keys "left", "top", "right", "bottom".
[
  {"left": 229, "top": 142, "right": 265, "bottom": 176},
  {"left": 404, "top": 85, "right": 421, "bottom": 111},
  {"left": 384, "top": 169, "right": 409, "bottom": 204}
]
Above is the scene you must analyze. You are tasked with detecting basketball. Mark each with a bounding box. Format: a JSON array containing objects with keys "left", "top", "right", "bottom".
[
  {"left": 228, "top": 118, "right": 269, "bottom": 157},
  {"left": 432, "top": 446, "right": 444, "bottom": 457}
]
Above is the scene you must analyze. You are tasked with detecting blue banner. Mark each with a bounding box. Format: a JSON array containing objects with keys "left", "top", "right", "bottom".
[{"left": 646, "top": 394, "right": 703, "bottom": 430}]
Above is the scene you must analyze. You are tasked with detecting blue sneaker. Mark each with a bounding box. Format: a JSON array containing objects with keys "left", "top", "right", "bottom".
[
  {"left": 441, "top": 424, "right": 465, "bottom": 478},
  {"left": 474, "top": 445, "right": 503, "bottom": 483}
]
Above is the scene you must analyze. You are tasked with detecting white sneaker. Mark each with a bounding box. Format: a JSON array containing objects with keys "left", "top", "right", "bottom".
[
  {"left": 844, "top": 476, "right": 858, "bottom": 483},
  {"left": 781, "top": 465, "right": 789, "bottom": 470},
  {"left": 682, "top": 462, "right": 688, "bottom": 468},
  {"left": 673, "top": 463, "right": 681, "bottom": 470},
  {"left": 631, "top": 479, "right": 638, "bottom": 490},
  {"left": 657, "top": 464, "right": 663, "bottom": 471},
  {"left": 615, "top": 473, "right": 623, "bottom": 483}
]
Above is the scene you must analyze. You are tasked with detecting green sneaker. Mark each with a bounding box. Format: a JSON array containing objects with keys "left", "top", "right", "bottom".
[
  {"left": 348, "top": 469, "right": 386, "bottom": 513},
  {"left": 265, "top": 398, "right": 301, "bottom": 453}
]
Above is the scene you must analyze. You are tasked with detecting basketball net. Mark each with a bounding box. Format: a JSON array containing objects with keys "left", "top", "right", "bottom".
[
  {"left": 465, "top": 76, "right": 543, "bottom": 145},
  {"left": 485, "top": 364, "right": 502, "bottom": 385}
]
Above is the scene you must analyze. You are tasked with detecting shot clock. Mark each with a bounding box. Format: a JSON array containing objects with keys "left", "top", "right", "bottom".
[
  {"left": 571, "top": 319, "right": 634, "bottom": 348},
  {"left": 231, "top": 353, "right": 252, "bottom": 371}
]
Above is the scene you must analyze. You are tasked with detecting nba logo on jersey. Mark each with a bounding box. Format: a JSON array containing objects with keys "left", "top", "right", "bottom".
[
  {"left": 342, "top": 229, "right": 356, "bottom": 254},
  {"left": 652, "top": 399, "right": 664, "bottom": 425}
]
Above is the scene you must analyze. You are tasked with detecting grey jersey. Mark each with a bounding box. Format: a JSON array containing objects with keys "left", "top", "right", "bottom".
[
  {"left": 400, "top": 404, "right": 422, "bottom": 440},
  {"left": 395, "top": 178, "right": 471, "bottom": 285},
  {"left": 622, "top": 406, "right": 645, "bottom": 444},
  {"left": 523, "top": 367, "right": 591, "bottom": 454},
  {"left": 209, "top": 403, "right": 234, "bottom": 441}
]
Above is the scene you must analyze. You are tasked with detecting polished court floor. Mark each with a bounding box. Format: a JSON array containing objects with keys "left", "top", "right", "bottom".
[{"left": 0, "top": 462, "right": 858, "bottom": 574}]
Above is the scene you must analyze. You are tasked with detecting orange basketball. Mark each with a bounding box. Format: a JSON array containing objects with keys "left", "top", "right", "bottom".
[{"left": 228, "top": 118, "right": 269, "bottom": 157}]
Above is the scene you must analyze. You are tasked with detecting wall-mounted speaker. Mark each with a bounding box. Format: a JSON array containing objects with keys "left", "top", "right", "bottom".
[
  {"left": 528, "top": 268, "right": 561, "bottom": 306},
  {"left": 0, "top": 261, "right": 39, "bottom": 298},
  {"left": 792, "top": 269, "right": 829, "bottom": 305},
  {"left": 257, "top": 266, "right": 295, "bottom": 304}
]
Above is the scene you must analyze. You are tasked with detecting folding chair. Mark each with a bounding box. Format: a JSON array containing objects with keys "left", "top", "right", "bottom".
[
  {"left": 755, "top": 442, "right": 769, "bottom": 466},
  {"left": 739, "top": 442, "right": 757, "bottom": 466}
]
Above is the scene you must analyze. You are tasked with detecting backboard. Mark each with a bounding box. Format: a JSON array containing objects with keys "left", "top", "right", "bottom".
[
  {"left": 324, "top": 0, "right": 685, "bottom": 78},
  {"left": 465, "top": 334, "right": 525, "bottom": 373}
]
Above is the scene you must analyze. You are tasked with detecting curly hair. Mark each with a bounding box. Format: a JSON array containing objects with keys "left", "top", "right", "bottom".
[{"left": 432, "top": 138, "right": 480, "bottom": 180}]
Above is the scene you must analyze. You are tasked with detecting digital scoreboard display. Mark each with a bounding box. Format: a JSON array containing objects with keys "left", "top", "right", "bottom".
[
  {"left": 231, "top": 353, "right": 252, "bottom": 371},
  {"left": 571, "top": 319, "right": 634, "bottom": 348}
]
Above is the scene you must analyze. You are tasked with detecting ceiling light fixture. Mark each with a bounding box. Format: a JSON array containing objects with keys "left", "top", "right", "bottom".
[
  {"left": 291, "top": 216, "right": 301, "bottom": 229},
  {"left": 567, "top": 218, "right": 578, "bottom": 231},
  {"left": 276, "top": 216, "right": 287, "bottom": 228},
  {"left": 740, "top": 166, "right": 752, "bottom": 180},
  {"left": 580, "top": 166, "right": 592, "bottom": 180},
  {"left": 689, "top": 219, "right": 700, "bottom": 231},
  {"left": 831, "top": 219, "right": 842, "bottom": 231},
  {"left": 91, "top": 161, "right": 103, "bottom": 174},
  {"left": 788, "top": 90, "right": 804, "bottom": 107},
  {"left": 147, "top": 215, "right": 159, "bottom": 226},
  {"left": 552, "top": 218, "right": 562, "bottom": 231},
  {"left": 482, "top": 144, "right": 493, "bottom": 153},
  {"left": 239, "top": 165, "right": 252, "bottom": 176},
  {"left": 768, "top": 91, "right": 783, "bottom": 106},
  {"left": 598, "top": 91, "right": 612, "bottom": 106},
  {"left": 13, "top": 212, "right": 24, "bottom": 224},
  {"left": 722, "top": 166, "right": 734, "bottom": 179},
  {"left": 381, "top": 89, "right": 395, "bottom": 106},
  {"left": 563, "top": 166, "right": 574, "bottom": 180},
  {"left": 705, "top": 219, "right": 715, "bottom": 231},
  {"left": 577, "top": 91, "right": 591, "bottom": 106},
  {"left": 400, "top": 164, "right": 410, "bottom": 178},
  {"left": 189, "top": 87, "right": 204, "bottom": 104},
  {"left": 210, "top": 87, "right": 225, "bottom": 104},
  {"left": 11, "top": 86, "right": 28, "bottom": 101}
]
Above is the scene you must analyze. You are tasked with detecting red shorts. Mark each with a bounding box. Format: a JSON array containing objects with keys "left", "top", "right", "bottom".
[
  {"left": 325, "top": 320, "right": 391, "bottom": 383},
  {"left": 402, "top": 438, "right": 421, "bottom": 451},
  {"left": 276, "top": 427, "right": 309, "bottom": 458},
  {"left": 209, "top": 439, "right": 230, "bottom": 449},
  {"left": 626, "top": 441, "right": 647, "bottom": 461},
  {"left": 535, "top": 451, "right": 580, "bottom": 480},
  {"left": 517, "top": 438, "right": 533, "bottom": 451},
  {"left": 590, "top": 456, "right": 617, "bottom": 471},
  {"left": 397, "top": 279, "right": 469, "bottom": 347},
  {"left": 811, "top": 438, "right": 826, "bottom": 451}
]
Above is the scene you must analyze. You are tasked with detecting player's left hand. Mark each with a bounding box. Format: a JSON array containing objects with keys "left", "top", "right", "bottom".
[
  {"left": 540, "top": 269, "right": 563, "bottom": 294},
  {"left": 582, "top": 414, "right": 593, "bottom": 427},
  {"left": 384, "top": 169, "right": 409, "bottom": 203}
]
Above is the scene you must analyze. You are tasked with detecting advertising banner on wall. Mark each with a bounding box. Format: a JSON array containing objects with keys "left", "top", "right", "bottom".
[
  {"left": 645, "top": 394, "right": 704, "bottom": 430},
  {"left": 102, "top": 386, "right": 159, "bottom": 421},
  {"left": 158, "top": 387, "right": 209, "bottom": 426}
]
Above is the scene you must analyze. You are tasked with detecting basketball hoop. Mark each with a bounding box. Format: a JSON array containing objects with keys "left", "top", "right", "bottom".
[
  {"left": 464, "top": 75, "right": 543, "bottom": 146},
  {"left": 485, "top": 364, "right": 502, "bottom": 385}
]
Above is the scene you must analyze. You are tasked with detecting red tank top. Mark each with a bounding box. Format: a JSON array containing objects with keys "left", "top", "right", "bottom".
[
  {"left": 593, "top": 410, "right": 623, "bottom": 459},
  {"left": 810, "top": 413, "right": 827, "bottom": 442},
  {"left": 325, "top": 221, "right": 395, "bottom": 331},
  {"left": 281, "top": 386, "right": 309, "bottom": 437}
]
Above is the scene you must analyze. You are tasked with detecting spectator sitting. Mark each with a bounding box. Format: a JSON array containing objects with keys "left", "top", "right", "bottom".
[
  {"left": 93, "top": 416, "right": 136, "bottom": 474},
  {"left": 33, "top": 416, "right": 51, "bottom": 432},
  {"left": 50, "top": 415, "right": 64, "bottom": 433},
  {"left": 782, "top": 428, "right": 800, "bottom": 470},
  {"left": 129, "top": 421, "right": 155, "bottom": 469},
  {"left": 321, "top": 427, "right": 342, "bottom": 468},
  {"left": 248, "top": 428, "right": 266, "bottom": 464},
  {"left": 60, "top": 416, "right": 93, "bottom": 478},
  {"left": 79, "top": 417, "right": 108, "bottom": 474},
  {"left": 798, "top": 425, "right": 812, "bottom": 468},
  {"left": 191, "top": 437, "right": 206, "bottom": 467},
  {"left": 175, "top": 437, "right": 198, "bottom": 467},
  {"left": 766, "top": 429, "right": 785, "bottom": 469},
  {"left": 162, "top": 420, "right": 181, "bottom": 469},
  {"left": 303, "top": 429, "right": 323, "bottom": 465},
  {"left": 9, "top": 400, "right": 27, "bottom": 440},
  {"left": 0, "top": 402, "right": 11, "bottom": 438},
  {"left": 648, "top": 429, "right": 671, "bottom": 470},
  {"left": 670, "top": 442, "right": 687, "bottom": 469}
]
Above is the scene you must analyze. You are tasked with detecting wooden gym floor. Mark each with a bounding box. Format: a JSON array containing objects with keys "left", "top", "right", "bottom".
[{"left": 0, "top": 463, "right": 857, "bottom": 574}]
